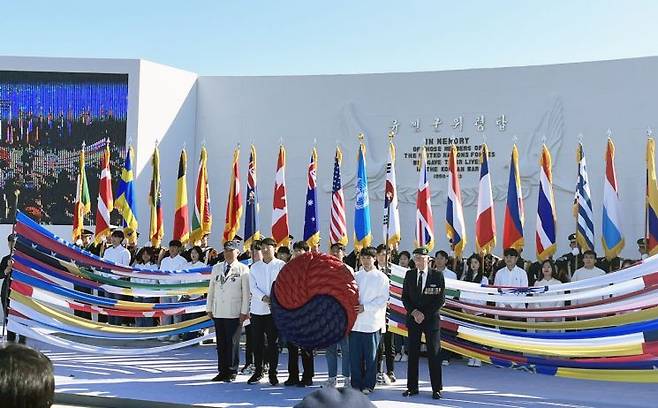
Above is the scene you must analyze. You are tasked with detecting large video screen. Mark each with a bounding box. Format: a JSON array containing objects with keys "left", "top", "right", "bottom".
[{"left": 0, "top": 71, "right": 128, "bottom": 225}]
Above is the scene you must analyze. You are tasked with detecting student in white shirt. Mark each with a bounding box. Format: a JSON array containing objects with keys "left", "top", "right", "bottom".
[
  {"left": 493, "top": 248, "right": 528, "bottom": 309},
  {"left": 132, "top": 247, "right": 158, "bottom": 327},
  {"left": 323, "top": 242, "right": 353, "bottom": 388},
  {"left": 102, "top": 230, "right": 132, "bottom": 325},
  {"left": 349, "top": 246, "right": 389, "bottom": 395},
  {"left": 180, "top": 246, "right": 207, "bottom": 340},
  {"left": 461, "top": 254, "right": 489, "bottom": 367},
  {"left": 374, "top": 244, "right": 395, "bottom": 385},
  {"left": 240, "top": 240, "right": 263, "bottom": 375},
  {"left": 571, "top": 250, "right": 607, "bottom": 305},
  {"left": 159, "top": 240, "right": 188, "bottom": 338},
  {"left": 247, "top": 237, "right": 285, "bottom": 386}
]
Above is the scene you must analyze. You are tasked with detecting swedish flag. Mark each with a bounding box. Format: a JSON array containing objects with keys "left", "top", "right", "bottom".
[{"left": 115, "top": 146, "right": 138, "bottom": 243}]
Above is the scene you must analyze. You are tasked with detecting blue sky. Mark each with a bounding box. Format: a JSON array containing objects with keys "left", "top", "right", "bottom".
[{"left": 2, "top": 1, "right": 657, "bottom": 75}]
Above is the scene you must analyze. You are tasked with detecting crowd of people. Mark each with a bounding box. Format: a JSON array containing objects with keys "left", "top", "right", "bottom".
[{"left": 0, "top": 225, "right": 649, "bottom": 401}]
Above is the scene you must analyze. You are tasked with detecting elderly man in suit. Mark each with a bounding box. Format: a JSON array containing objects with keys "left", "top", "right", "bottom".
[
  {"left": 401, "top": 247, "right": 445, "bottom": 400},
  {"left": 207, "top": 238, "right": 250, "bottom": 382}
]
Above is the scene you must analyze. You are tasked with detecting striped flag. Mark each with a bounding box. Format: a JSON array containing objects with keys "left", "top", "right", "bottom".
[
  {"left": 115, "top": 145, "right": 138, "bottom": 244},
  {"left": 223, "top": 147, "right": 243, "bottom": 243},
  {"left": 303, "top": 147, "right": 320, "bottom": 248},
  {"left": 475, "top": 144, "right": 496, "bottom": 254},
  {"left": 574, "top": 143, "right": 595, "bottom": 252},
  {"left": 416, "top": 146, "right": 434, "bottom": 251},
  {"left": 94, "top": 142, "right": 114, "bottom": 244},
  {"left": 602, "top": 137, "right": 624, "bottom": 260},
  {"left": 446, "top": 144, "right": 466, "bottom": 257},
  {"left": 329, "top": 147, "right": 348, "bottom": 246},
  {"left": 354, "top": 140, "right": 372, "bottom": 250},
  {"left": 243, "top": 145, "right": 260, "bottom": 249},
  {"left": 190, "top": 146, "right": 213, "bottom": 243},
  {"left": 173, "top": 149, "right": 190, "bottom": 244},
  {"left": 503, "top": 144, "right": 524, "bottom": 250},
  {"left": 384, "top": 139, "right": 401, "bottom": 247},
  {"left": 272, "top": 145, "right": 290, "bottom": 247},
  {"left": 149, "top": 146, "right": 164, "bottom": 247},
  {"left": 536, "top": 144, "right": 557, "bottom": 261},
  {"left": 646, "top": 138, "right": 658, "bottom": 256},
  {"left": 72, "top": 145, "right": 91, "bottom": 242}
]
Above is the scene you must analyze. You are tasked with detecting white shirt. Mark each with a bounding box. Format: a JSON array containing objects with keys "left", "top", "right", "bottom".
[
  {"left": 438, "top": 267, "right": 457, "bottom": 281},
  {"left": 571, "top": 266, "right": 606, "bottom": 305},
  {"left": 249, "top": 258, "right": 286, "bottom": 315},
  {"left": 494, "top": 266, "right": 528, "bottom": 308},
  {"left": 103, "top": 245, "right": 131, "bottom": 266},
  {"left": 185, "top": 260, "right": 207, "bottom": 299},
  {"left": 131, "top": 261, "right": 158, "bottom": 284},
  {"left": 416, "top": 268, "right": 428, "bottom": 292},
  {"left": 352, "top": 267, "right": 389, "bottom": 333},
  {"left": 534, "top": 277, "right": 564, "bottom": 308},
  {"left": 159, "top": 254, "right": 188, "bottom": 285}
]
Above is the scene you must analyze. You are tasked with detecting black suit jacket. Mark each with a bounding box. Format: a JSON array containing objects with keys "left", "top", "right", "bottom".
[{"left": 401, "top": 268, "right": 445, "bottom": 330}]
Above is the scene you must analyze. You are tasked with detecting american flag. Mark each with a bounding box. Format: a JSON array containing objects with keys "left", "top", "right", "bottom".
[
  {"left": 416, "top": 146, "right": 434, "bottom": 251},
  {"left": 330, "top": 147, "right": 348, "bottom": 245}
]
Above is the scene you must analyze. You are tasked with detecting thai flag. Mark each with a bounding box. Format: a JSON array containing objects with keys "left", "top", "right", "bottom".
[
  {"left": 602, "top": 137, "right": 624, "bottom": 260},
  {"left": 535, "top": 145, "right": 557, "bottom": 261},
  {"left": 475, "top": 144, "right": 496, "bottom": 254},
  {"left": 446, "top": 144, "right": 466, "bottom": 257},
  {"left": 416, "top": 146, "right": 434, "bottom": 251},
  {"left": 574, "top": 143, "right": 595, "bottom": 251},
  {"left": 503, "top": 144, "right": 524, "bottom": 250}
]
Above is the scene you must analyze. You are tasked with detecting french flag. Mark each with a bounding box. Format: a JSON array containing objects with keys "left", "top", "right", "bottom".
[{"left": 475, "top": 144, "right": 496, "bottom": 254}]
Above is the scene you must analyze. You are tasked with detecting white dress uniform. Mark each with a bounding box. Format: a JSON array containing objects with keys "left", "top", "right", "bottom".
[{"left": 206, "top": 259, "right": 250, "bottom": 378}]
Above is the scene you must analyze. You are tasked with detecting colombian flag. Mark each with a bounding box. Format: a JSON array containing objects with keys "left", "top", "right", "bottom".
[{"left": 646, "top": 138, "right": 658, "bottom": 256}]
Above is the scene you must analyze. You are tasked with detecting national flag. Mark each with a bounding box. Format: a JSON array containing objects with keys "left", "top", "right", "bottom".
[
  {"left": 330, "top": 147, "right": 348, "bottom": 246},
  {"left": 446, "top": 144, "right": 466, "bottom": 257},
  {"left": 94, "top": 142, "right": 114, "bottom": 244},
  {"left": 303, "top": 147, "right": 320, "bottom": 248},
  {"left": 115, "top": 145, "right": 138, "bottom": 244},
  {"left": 416, "top": 146, "right": 434, "bottom": 251},
  {"left": 173, "top": 149, "right": 190, "bottom": 244},
  {"left": 243, "top": 145, "right": 260, "bottom": 249},
  {"left": 384, "top": 139, "right": 401, "bottom": 247},
  {"left": 646, "top": 138, "right": 658, "bottom": 256},
  {"left": 223, "top": 147, "right": 242, "bottom": 243},
  {"left": 574, "top": 143, "right": 595, "bottom": 252},
  {"left": 190, "top": 146, "right": 213, "bottom": 243},
  {"left": 149, "top": 146, "right": 164, "bottom": 247},
  {"left": 602, "top": 137, "right": 624, "bottom": 260},
  {"left": 536, "top": 144, "right": 557, "bottom": 261},
  {"left": 72, "top": 145, "right": 91, "bottom": 242},
  {"left": 354, "top": 140, "right": 372, "bottom": 250},
  {"left": 272, "top": 145, "right": 290, "bottom": 247},
  {"left": 475, "top": 144, "right": 496, "bottom": 254},
  {"left": 503, "top": 144, "right": 524, "bottom": 250}
]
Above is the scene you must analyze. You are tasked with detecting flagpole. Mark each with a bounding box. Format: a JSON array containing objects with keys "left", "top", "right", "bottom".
[
  {"left": 384, "top": 131, "right": 394, "bottom": 273},
  {"left": 2, "top": 189, "right": 20, "bottom": 342}
]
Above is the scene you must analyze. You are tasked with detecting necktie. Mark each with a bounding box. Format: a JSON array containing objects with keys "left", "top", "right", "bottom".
[
  {"left": 417, "top": 270, "right": 424, "bottom": 295},
  {"left": 224, "top": 263, "right": 231, "bottom": 276}
]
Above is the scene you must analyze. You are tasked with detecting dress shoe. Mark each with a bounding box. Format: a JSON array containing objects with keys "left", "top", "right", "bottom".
[
  {"left": 211, "top": 373, "right": 225, "bottom": 382},
  {"left": 284, "top": 378, "right": 299, "bottom": 386},
  {"left": 433, "top": 391, "right": 442, "bottom": 399},
  {"left": 402, "top": 389, "right": 419, "bottom": 397},
  {"left": 297, "top": 377, "right": 313, "bottom": 387},
  {"left": 247, "top": 373, "right": 263, "bottom": 384},
  {"left": 269, "top": 375, "right": 279, "bottom": 386}
]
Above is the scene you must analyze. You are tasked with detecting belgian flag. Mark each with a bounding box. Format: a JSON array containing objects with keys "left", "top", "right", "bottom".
[{"left": 173, "top": 149, "right": 190, "bottom": 244}]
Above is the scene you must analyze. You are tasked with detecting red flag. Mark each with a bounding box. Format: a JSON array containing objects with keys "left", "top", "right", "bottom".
[
  {"left": 94, "top": 142, "right": 114, "bottom": 244},
  {"left": 223, "top": 147, "right": 242, "bottom": 243},
  {"left": 272, "top": 145, "right": 290, "bottom": 247},
  {"left": 173, "top": 149, "right": 190, "bottom": 243}
]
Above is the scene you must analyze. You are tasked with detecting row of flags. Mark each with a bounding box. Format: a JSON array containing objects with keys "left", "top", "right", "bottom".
[{"left": 71, "top": 136, "right": 656, "bottom": 260}]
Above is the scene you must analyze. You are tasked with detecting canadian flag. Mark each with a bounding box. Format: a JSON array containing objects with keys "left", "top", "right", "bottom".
[{"left": 272, "top": 145, "right": 290, "bottom": 247}]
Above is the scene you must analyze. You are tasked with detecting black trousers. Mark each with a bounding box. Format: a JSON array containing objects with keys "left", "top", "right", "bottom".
[
  {"left": 244, "top": 323, "right": 254, "bottom": 366},
  {"left": 376, "top": 330, "right": 395, "bottom": 374},
  {"left": 407, "top": 321, "right": 442, "bottom": 393},
  {"left": 213, "top": 318, "right": 241, "bottom": 375},
  {"left": 251, "top": 314, "right": 279, "bottom": 376},
  {"left": 287, "top": 341, "right": 314, "bottom": 380}
]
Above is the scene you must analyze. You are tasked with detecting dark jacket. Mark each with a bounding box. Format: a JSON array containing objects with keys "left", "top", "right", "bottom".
[{"left": 401, "top": 268, "right": 445, "bottom": 330}]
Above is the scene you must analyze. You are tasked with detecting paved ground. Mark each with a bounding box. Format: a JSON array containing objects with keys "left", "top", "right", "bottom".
[{"left": 20, "top": 340, "right": 654, "bottom": 408}]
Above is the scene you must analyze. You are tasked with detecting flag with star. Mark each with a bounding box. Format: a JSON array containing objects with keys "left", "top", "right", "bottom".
[
  {"left": 244, "top": 144, "right": 260, "bottom": 249},
  {"left": 303, "top": 147, "right": 320, "bottom": 248}
]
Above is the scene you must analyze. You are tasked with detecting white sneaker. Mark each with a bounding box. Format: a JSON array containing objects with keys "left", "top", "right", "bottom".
[
  {"left": 442, "top": 360, "right": 450, "bottom": 366},
  {"left": 394, "top": 353, "right": 402, "bottom": 362},
  {"left": 342, "top": 376, "right": 350, "bottom": 387},
  {"left": 362, "top": 388, "right": 371, "bottom": 395},
  {"left": 472, "top": 359, "right": 482, "bottom": 367},
  {"left": 400, "top": 354, "right": 408, "bottom": 362},
  {"left": 376, "top": 372, "right": 386, "bottom": 385},
  {"left": 467, "top": 358, "right": 475, "bottom": 367},
  {"left": 322, "top": 377, "right": 337, "bottom": 388}
]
